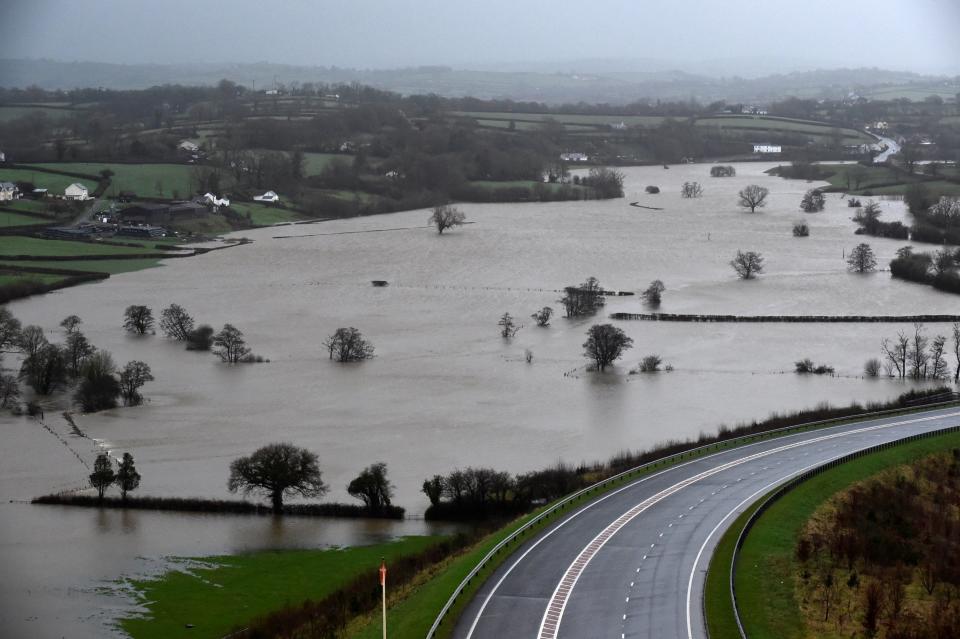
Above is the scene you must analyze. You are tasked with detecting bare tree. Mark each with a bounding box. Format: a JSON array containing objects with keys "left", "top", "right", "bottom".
[
  {"left": 159, "top": 304, "right": 195, "bottom": 341},
  {"left": 123, "top": 305, "right": 154, "bottom": 335},
  {"left": 0, "top": 307, "right": 22, "bottom": 352},
  {"left": 323, "top": 327, "right": 374, "bottom": 362},
  {"left": 847, "top": 243, "right": 877, "bottom": 273},
  {"left": 681, "top": 181, "right": 703, "bottom": 198},
  {"left": 738, "top": 185, "right": 770, "bottom": 213},
  {"left": 881, "top": 331, "right": 910, "bottom": 379},
  {"left": 531, "top": 307, "right": 554, "bottom": 327},
  {"left": 930, "top": 335, "right": 949, "bottom": 380},
  {"left": 641, "top": 280, "right": 666, "bottom": 306},
  {"left": 498, "top": 313, "right": 520, "bottom": 339},
  {"left": 637, "top": 354, "right": 663, "bottom": 372},
  {"left": 228, "top": 443, "right": 327, "bottom": 513},
  {"left": 60, "top": 315, "right": 82, "bottom": 334},
  {"left": 730, "top": 250, "right": 764, "bottom": 279},
  {"left": 864, "top": 358, "right": 882, "bottom": 378},
  {"left": 909, "top": 323, "right": 929, "bottom": 380},
  {"left": 953, "top": 322, "right": 960, "bottom": 382},
  {"left": 213, "top": 324, "right": 251, "bottom": 363},
  {"left": 583, "top": 324, "right": 633, "bottom": 371},
  {"left": 428, "top": 204, "right": 466, "bottom": 234}
]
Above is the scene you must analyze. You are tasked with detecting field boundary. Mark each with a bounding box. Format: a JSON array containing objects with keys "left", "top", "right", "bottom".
[
  {"left": 726, "top": 424, "right": 960, "bottom": 638},
  {"left": 424, "top": 398, "right": 960, "bottom": 638}
]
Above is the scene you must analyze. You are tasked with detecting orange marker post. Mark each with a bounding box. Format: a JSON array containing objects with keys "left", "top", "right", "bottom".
[{"left": 379, "top": 558, "right": 387, "bottom": 639}]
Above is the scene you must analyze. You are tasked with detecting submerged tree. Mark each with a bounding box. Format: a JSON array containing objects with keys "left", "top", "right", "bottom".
[
  {"left": 228, "top": 443, "right": 328, "bottom": 513},
  {"left": 114, "top": 452, "right": 141, "bottom": 501},
  {"left": 347, "top": 462, "right": 394, "bottom": 511},
  {"left": 583, "top": 324, "right": 633, "bottom": 372},
  {"left": 738, "top": 185, "right": 769, "bottom": 213},
  {"left": 681, "top": 181, "right": 704, "bottom": 198},
  {"left": 730, "top": 250, "right": 765, "bottom": 280},
  {"left": 498, "top": 313, "right": 520, "bottom": 339},
  {"left": 123, "top": 305, "right": 154, "bottom": 335},
  {"left": 74, "top": 351, "right": 120, "bottom": 412},
  {"left": 185, "top": 324, "right": 215, "bottom": 351},
  {"left": 641, "top": 280, "right": 666, "bottom": 306},
  {"left": 118, "top": 360, "right": 154, "bottom": 406},
  {"left": 213, "top": 324, "right": 251, "bottom": 363},
  {"left": 64, "top": 330, "right": 94, "bottom": 378},
  {"left": 0, "top": 307, "right": 22, "bottom": 351},
  {"left": 428, "top": 204, "right": 466, "bottom": 234},
  {"left": 558, "top": 276, "right": 605, "bottom": 317},
  {"left": 531, "top": 307, "right": 554, "bottom": 327},
  {"left": 60, "top": 314, "right": 82, "bottom": 334},
  {"left": 323, "top": 327, "right": 374, "bottom": 362},
  {"left": 800, "top": 189, "right": 826, "bottom": 212},
  {"left": 847, "top": 243, "right": 878, "bottom": 273},
  {"left": 20, "top": 343, "right": 67, "bottom": 395},
  {"left": 89, "top": 453, "right": 115, "bottom": 501},
  {"left": 159, "top": 304, "right": 195, "bottom": 341}
]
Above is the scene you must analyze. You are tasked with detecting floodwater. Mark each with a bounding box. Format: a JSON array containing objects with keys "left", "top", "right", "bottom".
[{"left": 0, "top": 162, "right": 950, "bottom": 637}]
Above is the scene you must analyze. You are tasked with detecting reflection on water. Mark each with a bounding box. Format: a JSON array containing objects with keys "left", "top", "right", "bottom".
[{"left": 0, "top": 162, "right": 946, "bottom": 637}]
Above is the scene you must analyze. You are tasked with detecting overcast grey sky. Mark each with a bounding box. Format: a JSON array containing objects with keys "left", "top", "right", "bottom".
[{"left": 2, "top": 0, "right": 959, "bottom": 75}]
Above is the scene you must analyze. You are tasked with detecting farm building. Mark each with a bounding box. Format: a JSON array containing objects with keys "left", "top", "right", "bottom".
[
  {"left": 201, "top": 192, "right": 230, "bottom": 208},
  {"left": 64, "top": 183, "right": 90, "bottom": 200},
  {"left": 560, "top": 152, "right": 589, "bottom": 162},
  {"left": 116, "top": 225, "right": 166, "bottom": 238},
  {"left": 119, "top": 201, "right": 208, "bottom": 225},
  {"left": 178, "top": 140, "right": 200, "bottom": 153},
  {"left": 253, "top": 190, "right": 280, "bottom": 203},
  {"left": 752, "top": 144, "right": 782, "bottom": 154},
  {"left": 0, "top": 182, "right": 19, "bottom": 201}
]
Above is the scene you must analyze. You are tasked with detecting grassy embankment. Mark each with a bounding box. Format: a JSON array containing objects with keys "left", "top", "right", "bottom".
[
  {"left": 813, "top": 163, "right": 960, "bottom": 198},
  {"left": 704, "top": 428, "right": 960, "bottom": 639},
  {"left": 120, "top": 536, "right": 443, "bottom": 639}
]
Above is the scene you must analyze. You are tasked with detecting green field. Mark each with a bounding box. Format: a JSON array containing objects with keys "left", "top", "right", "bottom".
[
  {"left": 120, "top": 536, "right": 442, "bottom": 639},
  {"left": 0, "top": 270, "right": 66, "bottom": 286},
  {"left": 0, "top": 211, "right": 49, "bottom": 228},
  {"left": 454, "top": 111, "right": 666, "bottom": 128},
  {"left": 0, "top": 168, "right": 97, "bottom": 194},
  {"left": 2, "top": 199, "right": 52, "bottom": 214},
  {"left": 0, "top": 105, "right": 82, "bottom": 122},
  {"left": 303, "top": 152, "right": 346, "bottom": 175},
  {"left": 0, "top": 236, "right": 153, "bottom": 258},
  {"left": 860, "top": 179, "right": 960, "bottom": 196},
  {"left": 28, "top": 163, "right": 200, "bottom": 199},
  {"left": 229, "top": 201, "right": 310, "bottom": 225},
  {"left": 695, "top": 116, "right": 873, "bottom": 144},
  {"left": 733, "top": 429, "right": 960, "bottom": 639}
]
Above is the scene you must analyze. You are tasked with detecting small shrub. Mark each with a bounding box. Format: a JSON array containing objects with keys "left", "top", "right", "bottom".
[
  {"left": 795, "top": 358, "right": 835, "bottom": 375},
  {"left": 792, "top": 223, "right": 810, "bottom": 237},
  {"left": 636, "top": 354, "right": 662, "bottom": 373},
  {"left": 864, "top": 358, "right": 882, "bottom": 378},
  {"left": 645, "top": 185, "right": 660, "bottom": 194}
]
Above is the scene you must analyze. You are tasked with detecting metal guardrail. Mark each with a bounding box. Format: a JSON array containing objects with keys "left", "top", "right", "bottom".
[
  {"left": 728, "top": 422, "right": 960, "bottom": 639},
  {"left": 425, "top": 397, "right": 960, "bottom": 638}
]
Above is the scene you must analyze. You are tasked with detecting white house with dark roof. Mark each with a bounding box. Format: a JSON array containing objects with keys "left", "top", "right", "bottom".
[
  {"left": 64, "top": 183, "right": 90, "bottom": 200},
  {"left": 752, "top": 143, "right": 782, "bottom": 154}
]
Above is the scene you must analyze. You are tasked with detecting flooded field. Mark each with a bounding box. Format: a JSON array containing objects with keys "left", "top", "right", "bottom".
[{"left": 0, "top": 162, "right": 949, "bottom": 637}]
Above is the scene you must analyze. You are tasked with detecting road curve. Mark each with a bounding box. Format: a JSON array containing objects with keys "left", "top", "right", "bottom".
[{"left": 452, "top": 406, "right": 960, "bottom": 639}]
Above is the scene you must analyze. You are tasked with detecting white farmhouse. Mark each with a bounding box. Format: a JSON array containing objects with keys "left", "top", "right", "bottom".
[
  {"left": 752, "top": 144, "right": 782, "bottom": 154},
  {"left": 253, "top": 190, "right": 280, "bottom": 203},
  {"left": 178, "top": 140, "right": 200, "bottom": 153},
  {"left": 203, "top": 192, "right": 231, "bottom": 208},
  {"left": 0, "top": 182, "right": 18, "bottom": 201},
  {"left": 559, "top": 152, "right": 589, "bottom": 162},
  {"left": 64, "top": 183, "right": 90, "bottom": 200}
]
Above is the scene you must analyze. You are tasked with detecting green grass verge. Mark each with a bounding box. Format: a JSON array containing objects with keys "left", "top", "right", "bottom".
[
  {"left": 0, "top": 236, "right": 153, "bottom": 257},
  {"left": 731, "top": 429, "right": 960, "bottom": 639},
  {"left": 120, "top": 536, "right": 442, "bottom": 639},
  {"left": 704, "top": 502, "right": 763, "bottom": 639}
]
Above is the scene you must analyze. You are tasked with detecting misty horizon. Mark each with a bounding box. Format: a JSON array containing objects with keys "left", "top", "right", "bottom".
[{"left": 3, "top": 0, "right": 960, "bottom": 77}]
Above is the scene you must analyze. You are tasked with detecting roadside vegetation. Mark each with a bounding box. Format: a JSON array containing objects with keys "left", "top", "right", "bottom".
[{"left": 727, "top": 429, "right": 960, "bottom": 639}]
